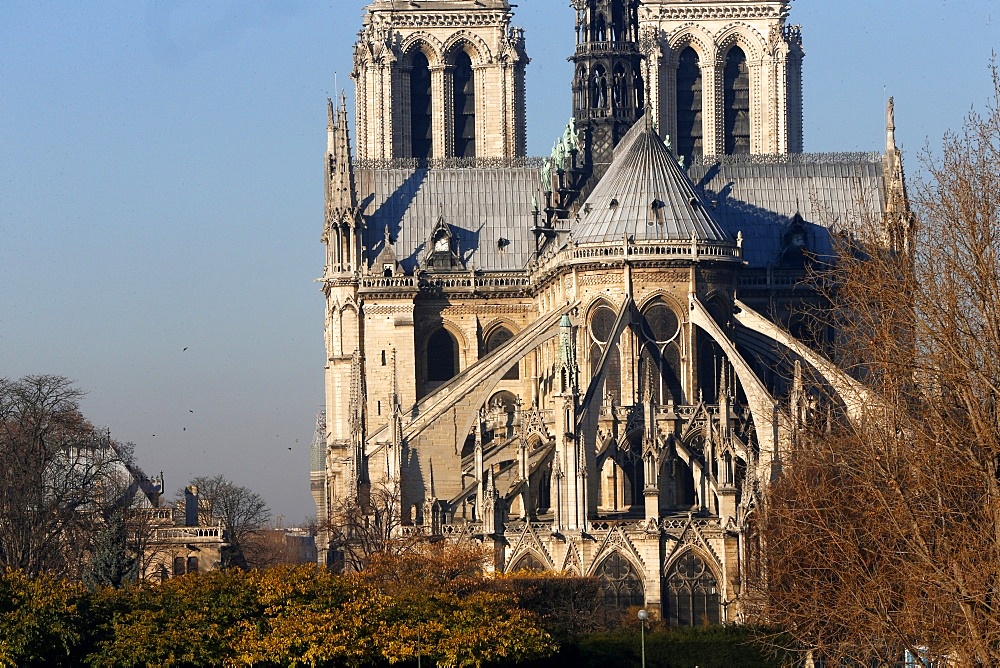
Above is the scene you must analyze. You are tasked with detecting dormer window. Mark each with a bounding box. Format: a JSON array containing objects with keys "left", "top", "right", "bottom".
[
  {"left": 424, "top": 216, "right": 465, "bottom": 271},
  {"left": 383, "top": 264, "right": 394, "bottom": 277}
]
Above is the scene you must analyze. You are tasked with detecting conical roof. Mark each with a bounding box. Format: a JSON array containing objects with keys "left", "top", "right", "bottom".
[{"left": 573, "top": 120, "right": 731, "bottom": 245}]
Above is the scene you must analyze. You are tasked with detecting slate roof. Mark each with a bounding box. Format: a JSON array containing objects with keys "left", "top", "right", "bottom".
[
  {"left": 357, "top": 165, "right": 543, "bottom": 273},
  {"left": 353, "top": 150, "right": 888, "bottom": 274},
  {"left": 573, "top": 121, "right": 731, "bottom": 245},
  {"left": 687, "top": 153, "right": 887, "bottom": 267}
]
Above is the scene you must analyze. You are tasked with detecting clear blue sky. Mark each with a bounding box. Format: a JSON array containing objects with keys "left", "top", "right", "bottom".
[{"left": 1, "top": 0, "right": 996, "bottom": 522}]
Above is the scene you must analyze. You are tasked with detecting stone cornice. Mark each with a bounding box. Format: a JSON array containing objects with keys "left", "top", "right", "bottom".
[
  {"left": 370, "top": 11, "right": 511, "bottom": 30},
  {"left": 640, "top": 3, "right": 786, "bottom": 22}
]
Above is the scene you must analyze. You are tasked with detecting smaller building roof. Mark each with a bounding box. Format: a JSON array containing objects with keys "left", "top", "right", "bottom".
[{"left": 572, "top": 120, "right": 732, "bottom": 246}]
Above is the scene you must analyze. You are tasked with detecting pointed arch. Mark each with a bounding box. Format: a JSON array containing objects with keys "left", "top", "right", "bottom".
[
  {"left": 400, "top": 34, "right": 444, "bottom": 67},
  {"left": 452, "top": 49, "right": 476, "bottom": 158},
  {"left": 588, "top": 299, "right": 622, "bottom": 405},
  {"left": 484, "top": 323, "right": 519, "bottom": 380},
  {"left": 723, "top": 45, "right": 750, "bottom": 155},
  {"left": 594, "top": 551, "right": 645, "bottom": 610},
  {"left": 508, "top": 550, "right": 549, "bottom": 573},
  {"left": 713, "top": 23, "right": 765, "bottom": 65},
  {"left": 675, "top": 46, "right": 703, "bottom": 164},
  {"left": 660, "top": 452, "right": 696, "bottom": 512},
  {"left": 662, "top": 549, "right": 722, "bottom": 626},
  {"left": 442, "top": 32, "right": 491, "bottom": 67},
  {"left": 409, "top": 50, "right": 433, "bottom": 160}
]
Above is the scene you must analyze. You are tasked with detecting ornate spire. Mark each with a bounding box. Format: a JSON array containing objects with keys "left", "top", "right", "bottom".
[
  {"left": 557, "top": 315, "right": 580, "bottom": 395},
  {"left": 571, "top": 0, "right": 645, "bottom": 184},
  {"left": 886, "top": 96, "right": 897, "bottom": 153}
]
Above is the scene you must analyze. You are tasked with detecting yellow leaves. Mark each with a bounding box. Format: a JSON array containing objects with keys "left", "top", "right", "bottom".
[
  {"left": 2, "top": 555, "right": 558, "bottom": 667},
  {"left": 0, "top": 569, "right": 86, "bottom": 666}
]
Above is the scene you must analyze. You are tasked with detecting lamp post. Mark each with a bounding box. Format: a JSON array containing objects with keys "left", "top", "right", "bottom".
[{"left": 637, "top": 609, "right": 649, "bottom": 668}]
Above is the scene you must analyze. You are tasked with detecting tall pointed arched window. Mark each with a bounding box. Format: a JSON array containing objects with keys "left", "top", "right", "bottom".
[
  {"left": 610, "top": 0, "right": 625, "bottom": 42},
  {"left": 453, "top": 51, "right": 476, "bottom": 158},
  {"left": 595, "top": 553, "right": 645, "bottom": 609},
  {"left": 663, "top": 551, "right": 721, "bottom": 626},
  {"left": 638, "top": 301, "right": 683, "bottom": 404},
  {"left": 427, "top": 328, "right": 458, "bottom": 382},
  {"left": 676, "top": 47, "right": 702, "bottom": 164},
  {"left": 724, "top": 46, "right": 750, "bottom": 154},
  {"left": 410, "top": 52, "right": 433, "bottom": 160},
  {"left": 485, "top": 326, "right": 518, "bottom": 380},
  {"left": 589, "top": 303, "right": 621, "bottom": 405}
]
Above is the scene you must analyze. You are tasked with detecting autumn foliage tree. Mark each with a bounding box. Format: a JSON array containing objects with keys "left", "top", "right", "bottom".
[
  {"left": 756, "top": 69, "right": 1000, "bottom": 664},
  {"left": 0, "top": 543, "right": 557, "bottom": 667}
]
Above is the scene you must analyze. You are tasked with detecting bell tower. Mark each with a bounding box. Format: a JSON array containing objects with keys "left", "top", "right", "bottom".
[
  {"left": 352, "top": 0, "right": 529, "bottom": 161},
  {"left": 638, "top": 0, "right": 804, "bottom": 159},
  {"left": 571, "top": 0, "right": 645, "bottom": 177}
]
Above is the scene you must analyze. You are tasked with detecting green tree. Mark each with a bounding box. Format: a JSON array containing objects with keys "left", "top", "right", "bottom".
[{"left": 83, "top": 508, "right": 138, "bottom": 590}]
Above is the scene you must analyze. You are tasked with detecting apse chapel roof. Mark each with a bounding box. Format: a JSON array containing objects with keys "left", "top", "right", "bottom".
[{"left": 572, "top": 120, "right": 732, "bottom": 246}]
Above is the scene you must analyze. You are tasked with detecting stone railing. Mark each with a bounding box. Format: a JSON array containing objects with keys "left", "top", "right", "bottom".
[
  {"left": 738, "top": 269, "right": 811, "bottom": 289},
  {"left": 576, "top": 40, "right": 639, "bottom": 55},
  {"left": 355, "top": 156, "right": 546, "bottom": 170},
  {"left": 504, "top": 521, "right": 556, "bottom": 535},
  {"left": 530, "top": 237, "right": 742, "bottom": 279},
  {"left": 688, "top": 151, "right": 882, "bottom": 167},
  {"left": 588, "top": 519, "right": 645, "bottom": 532},
  {"left": 359, "top": 272, "right": 530, "bottom": 296},
  {"left": 152, "top": 526, "right": 225, "bottom": 541},
  {"left": 660, "top": 516, "right": 723, "bottom": 532}
]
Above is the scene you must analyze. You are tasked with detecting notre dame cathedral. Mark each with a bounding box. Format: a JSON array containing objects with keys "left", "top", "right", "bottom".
[{"left": 311, "top": 0, "right": 910, "bottom": 625}]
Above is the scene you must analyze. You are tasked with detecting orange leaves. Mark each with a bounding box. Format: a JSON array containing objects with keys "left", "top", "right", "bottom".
[{"left": 1, "top": 545, "right": 558, "bottom": 667}]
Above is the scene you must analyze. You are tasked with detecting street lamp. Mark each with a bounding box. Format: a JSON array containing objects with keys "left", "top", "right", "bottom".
[{"left": 637, "top": 609, "right": 649, "bottom": 668}]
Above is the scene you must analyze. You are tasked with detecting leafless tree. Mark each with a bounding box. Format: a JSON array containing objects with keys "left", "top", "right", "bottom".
[
  {"left": 322, "top": 481, "right": 423, "bottom": 572},
  {"left": 754, "top": 68, "right": 1000, "bottom": 665},
  {"left": 0, "top": 375, "right": 144, "bottom": 579},
  {"left": 180, "top": 474, "right": 271, "bottom": 569}
]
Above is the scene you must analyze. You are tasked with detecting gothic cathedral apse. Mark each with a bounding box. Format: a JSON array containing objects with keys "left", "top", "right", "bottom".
[{"left": 311, "top": 0, "right": 910, "bottom": 625}]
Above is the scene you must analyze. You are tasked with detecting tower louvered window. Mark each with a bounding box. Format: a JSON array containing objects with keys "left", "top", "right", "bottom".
[
  {"left": 724, "top": 46, "right": 750, "bottom": 154},
  {"left": 410, "top": 53, "right": 433, "bottom": 160},
  {"left": 453, "top": 51, "right": 476, "bottom": 158},
  {"left": 676, "top": 47, "right": 702, "bottom": 163}
]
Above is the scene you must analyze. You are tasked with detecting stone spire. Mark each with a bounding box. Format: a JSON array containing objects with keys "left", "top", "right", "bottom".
[
  {"left": 882, "top": 96, "right": 914, "bottom": 255},
  {"left": 327, "top": 92, "right": 357, "bottom": 223},
  {"left": 324, "top": 94, "right": 362, "bottom": 275}
]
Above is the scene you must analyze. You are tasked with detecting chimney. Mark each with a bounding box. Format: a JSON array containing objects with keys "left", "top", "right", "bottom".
[{"left": 184, "top": 485, "right": 199, "bottom": 527}]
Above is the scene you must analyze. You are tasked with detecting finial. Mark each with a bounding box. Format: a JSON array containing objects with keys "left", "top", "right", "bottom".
[{"left": 886, "top": 95, "right": 897, "bottom": 152}]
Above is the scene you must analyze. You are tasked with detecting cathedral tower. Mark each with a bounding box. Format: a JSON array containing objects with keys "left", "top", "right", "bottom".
[
  {"left": 571, "top": 0, "right": 646, "bottom": 176},
  {"left": 638, "top": 0, "right": 804, "bottom": 161},
  {"left": 352, "top": 0, "right": 528, "bottom": 161}
]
